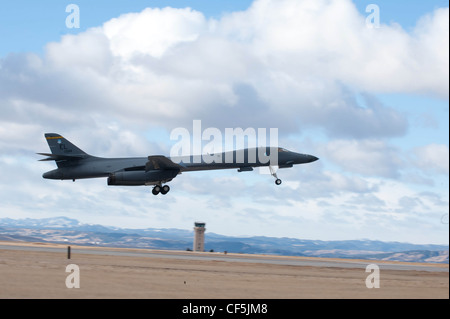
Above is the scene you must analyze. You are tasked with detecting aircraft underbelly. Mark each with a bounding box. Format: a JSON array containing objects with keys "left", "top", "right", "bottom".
[{"left": 108, "top": 169, "right": 179, "bottom": 186}]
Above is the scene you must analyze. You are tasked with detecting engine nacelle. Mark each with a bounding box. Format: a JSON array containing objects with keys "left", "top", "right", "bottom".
[
  {"left": 107, "top": 170, "right": 179, "bottom": 186},
  {"left": 108, "top": 171, "right": 146, "bottom": 186}
]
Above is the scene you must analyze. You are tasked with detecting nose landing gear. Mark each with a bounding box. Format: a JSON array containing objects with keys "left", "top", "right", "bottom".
[{"left": 269, "top": 166, "right": 282, "bottom": 185}]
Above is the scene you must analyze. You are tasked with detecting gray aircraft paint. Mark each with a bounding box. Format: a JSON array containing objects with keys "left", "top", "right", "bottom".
[{"left": 39, "top": 133, "right": 318, "bottom": 194}]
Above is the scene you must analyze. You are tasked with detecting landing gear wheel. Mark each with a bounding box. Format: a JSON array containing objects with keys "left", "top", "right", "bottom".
[
  {"left": 269, "top": 166, "right": 282, "bottom": 186},
  {"left": 152, "top": 185, "right": 161, "bottom": 195},
  {"left": 161, "top": 185, "right": 170, "bottom": 195}
]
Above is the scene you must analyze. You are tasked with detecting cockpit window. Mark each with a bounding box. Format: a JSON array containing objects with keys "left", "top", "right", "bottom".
[{"left": 278, "top": 148, "right": 289, "bottom": 152}]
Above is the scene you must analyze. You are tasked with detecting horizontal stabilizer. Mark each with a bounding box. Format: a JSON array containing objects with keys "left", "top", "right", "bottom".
[
  {"left": 145, "top": 156, "right": 182, "bottom": 171},
  {"left": 37, "top": 153, "right": 84, "bottom": 162},
  {"left": 41, "top": 133, "right": 90, "bottom": 168}
]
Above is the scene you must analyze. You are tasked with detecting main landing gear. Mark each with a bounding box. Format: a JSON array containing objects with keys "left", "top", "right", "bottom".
[
  {"left": 152, "top": 184, "right": 170, "bottom": 195},
  {"left": 269, "top": 166, "right": 282, "bottom": 185}
]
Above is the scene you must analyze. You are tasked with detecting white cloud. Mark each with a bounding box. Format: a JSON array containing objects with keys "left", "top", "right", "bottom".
[
  {"left": 217, "top": 0, "right": 449, "bottom": 98},
  {"left": 46, "top": 29, "right": 112, "bottom": 73},
  {"left": 1, "top": 0, "right": 443, "bottom": 137},
  {"left": 104, "top": 7, "right": 206, "bottom": 60},
  {"left": 413, "top": 144, "right": 449, "bottom": 175},
  {"left": 322, "top": 139, "right": 403, "bottom": 177},
  {"left": 0, "top": 0, "right": 448, "bottom": 244}
]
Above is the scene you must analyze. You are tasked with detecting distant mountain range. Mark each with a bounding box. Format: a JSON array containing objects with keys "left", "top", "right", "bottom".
[{"left": 0, "top": 216, "right": 448, "bottom": 264}]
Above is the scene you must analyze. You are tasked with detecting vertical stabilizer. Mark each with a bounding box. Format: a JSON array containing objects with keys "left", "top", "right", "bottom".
[
  {"left": 44, "top": 133, "right": 87, "bottom": 156},
  {"left": 39, "top": 133, "right": 90, "bottom": 168}
]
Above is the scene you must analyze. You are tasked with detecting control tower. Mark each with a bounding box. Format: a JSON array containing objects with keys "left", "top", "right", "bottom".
[{"left": 193, "top": 222, "right": 206, "bottom": 252}]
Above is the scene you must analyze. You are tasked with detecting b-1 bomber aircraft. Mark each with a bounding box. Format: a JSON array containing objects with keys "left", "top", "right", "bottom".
[{"left": 39, "top": 133, "right": 318, "bottom": 195}]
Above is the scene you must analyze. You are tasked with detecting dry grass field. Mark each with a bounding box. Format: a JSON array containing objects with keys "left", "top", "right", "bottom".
[{"left": 0, "top": 242, "right": 448, "bottom": 299}]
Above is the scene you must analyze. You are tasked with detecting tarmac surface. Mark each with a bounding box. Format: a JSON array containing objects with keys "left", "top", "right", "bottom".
[
  {"left": 0, "top": 241, "right": 448, "bottom": 298},
  {"left": 1, "top": 242, "right": 447, "bottom": 272}
]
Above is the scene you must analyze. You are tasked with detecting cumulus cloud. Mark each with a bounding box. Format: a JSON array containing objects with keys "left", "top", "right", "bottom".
[
  {"left": 0, "top": 0, "right": 448, "bottom": 243},
  {"left": 413, "top": 144, "right": 449, "bottom": 175},
  {"left": 217, "top": 0, "right": 449, "bottom": 97},
  {"left": 2, "top": 0, "right": 447, "bottom": 144},
  {"left": 103, "top": 7, "right": 206, "bottom": 59},
  {"left": 322, "top": 139, "right": 403, "bottom": 177}
]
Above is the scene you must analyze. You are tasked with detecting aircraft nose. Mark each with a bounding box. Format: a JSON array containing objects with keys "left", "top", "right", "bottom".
[{"left": 306, "top": 155, "right": 319, "bottom": 163}]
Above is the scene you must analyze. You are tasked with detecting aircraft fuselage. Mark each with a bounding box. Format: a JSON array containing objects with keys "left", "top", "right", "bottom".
[{"left": 40, "top": 133, "right": 318, "bottom": 194}]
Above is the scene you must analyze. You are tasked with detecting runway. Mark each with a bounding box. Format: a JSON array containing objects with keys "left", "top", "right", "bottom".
[
  {"left": 0, "top": 242, "right": 447, "bottom": 272},
  {"left": 0, "top": 241, "right": 448, "bottom": 298}
]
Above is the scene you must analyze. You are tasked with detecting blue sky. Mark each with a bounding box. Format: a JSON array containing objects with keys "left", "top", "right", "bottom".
[
  {"left": 0, "top": 0, "right": 253, "bottom": 56},
  {"left": 1, "top": 0, "right": 448, "bottom": 56},
  {"left": 0, "top": 0, "right": 448, "bottom": 245}
]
